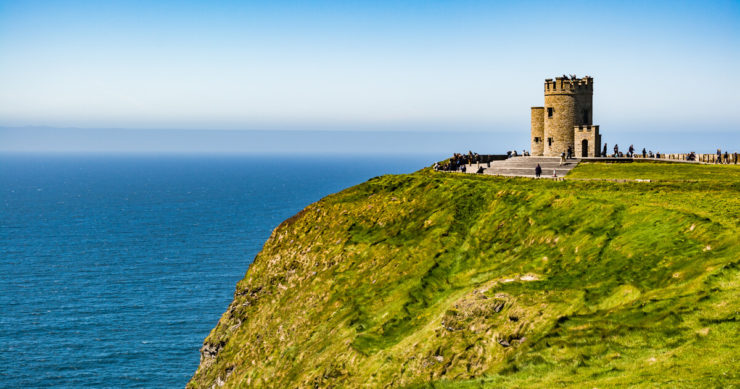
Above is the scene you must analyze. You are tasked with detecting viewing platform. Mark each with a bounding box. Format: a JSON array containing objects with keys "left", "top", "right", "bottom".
[
  {"left": 463, "top": 156, "right": 580, "bottom": 178},
  {"left": 459, "top": 154, "right": 737, "bottom": 179}
]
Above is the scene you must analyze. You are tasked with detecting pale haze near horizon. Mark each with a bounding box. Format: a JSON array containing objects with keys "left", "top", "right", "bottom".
[{"left": 0, "top": 1, "right": 738, "bottom": 153}]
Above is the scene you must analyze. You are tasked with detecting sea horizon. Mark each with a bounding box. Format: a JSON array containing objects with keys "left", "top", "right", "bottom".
[{"left": 2, "top": 127, "right": 739, "bottom": 156}]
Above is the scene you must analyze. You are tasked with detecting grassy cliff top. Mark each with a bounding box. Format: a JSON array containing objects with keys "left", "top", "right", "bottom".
[{"left": 190, "top": 162, "right": 739, "bottom": 388}]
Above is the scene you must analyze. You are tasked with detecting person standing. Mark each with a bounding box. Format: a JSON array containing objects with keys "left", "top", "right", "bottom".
[
  {"left": 602, "top": 143, "right": 607, "bottom": 158},
  {"left": 716, "top": 149, "right": 722, "bottom": 164},
  {"left": 535, "top": 163, "right": 542, "bottom": 178},
  {"left": 614, "top": 144, "right": 619, "bottom": 157},
  {"left": 560, "top": 152, "right": 566, "bottom": 166}
]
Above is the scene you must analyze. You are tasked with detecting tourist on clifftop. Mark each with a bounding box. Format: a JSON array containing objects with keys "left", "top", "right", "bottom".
[{"left": 535, "top": 164, "right": 542, "bottom": 178}]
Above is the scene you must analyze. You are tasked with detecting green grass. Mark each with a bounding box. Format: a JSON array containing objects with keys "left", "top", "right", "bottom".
[
  {"left": 569, "top": 160, "right": 740, "bottom": 184},
  {"left": 189, "top": 163, "right": 740, "bottom": 388}
]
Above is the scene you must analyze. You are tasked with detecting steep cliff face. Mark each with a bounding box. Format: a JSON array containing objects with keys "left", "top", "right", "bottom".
[{"left": 189, "top": 164, "right": 740, "bottom": 388}]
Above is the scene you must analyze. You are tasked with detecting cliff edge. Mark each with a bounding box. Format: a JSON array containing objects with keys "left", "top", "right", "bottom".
[{"left": 189, "top": 163, "right": 739, "bottom": 388}]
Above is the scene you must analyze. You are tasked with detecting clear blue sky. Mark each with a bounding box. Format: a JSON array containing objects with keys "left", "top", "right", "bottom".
[{"left": 0, "top": 1, "right": 738, "bottom": 151}]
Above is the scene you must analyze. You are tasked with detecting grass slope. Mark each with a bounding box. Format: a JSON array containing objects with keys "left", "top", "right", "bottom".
[{"left": 189, "top": 162, "right": 739, "bottom": 388}]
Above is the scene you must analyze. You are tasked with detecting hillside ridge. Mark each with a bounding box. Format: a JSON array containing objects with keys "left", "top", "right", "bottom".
[{"left": 189, "top": 163, "right": 740, "bottom": 388}]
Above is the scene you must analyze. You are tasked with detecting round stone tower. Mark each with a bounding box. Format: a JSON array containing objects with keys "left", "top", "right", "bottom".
[
  {"left": 542, "top": 76, "right": 593, "bottom": 156},
  {"left": 530, "top": 107, "right": 544, "bottom": 156}
]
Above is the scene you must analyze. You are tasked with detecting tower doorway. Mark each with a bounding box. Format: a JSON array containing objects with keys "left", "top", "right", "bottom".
[{"left": 581, "top": 139, "right": 589, "bottom": 157}]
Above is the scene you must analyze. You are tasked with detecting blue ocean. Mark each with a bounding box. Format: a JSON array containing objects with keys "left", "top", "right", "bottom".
[{"left": 0, "top": 154, "right": 437, "bottom": 388}]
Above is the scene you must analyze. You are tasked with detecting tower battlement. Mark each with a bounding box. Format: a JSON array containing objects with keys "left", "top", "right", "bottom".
[
  {"left": 575, "top": 125, "right": 599, "bottom": 132},
  {"left": 544, "top": 76, "right": 593, "bottom": 95}
]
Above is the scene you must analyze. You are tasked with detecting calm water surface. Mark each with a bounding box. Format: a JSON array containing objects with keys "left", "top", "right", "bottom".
[{"left": 0, "top": 154, "right": 438, "bottom": 388}]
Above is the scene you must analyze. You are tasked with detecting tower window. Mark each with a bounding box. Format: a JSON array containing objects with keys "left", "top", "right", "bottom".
[
  {"left": 548, "top": 137, "right": 553, "bottom": 146},
  {"left": 534, "top": 137, "right": 540, "bottom": 143},
  {"left": 547, "top": 107, "right": 553, "bottom": 118}
]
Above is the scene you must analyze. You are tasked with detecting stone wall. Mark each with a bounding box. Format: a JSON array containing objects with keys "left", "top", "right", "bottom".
[
  {"left": 633, "top": 153, "right": 740, "bottom": 164},
  {"left": 543, "top": 93, "right": 575, "bottom": 156},
  {"left": 530, "top": 107, "right": 545, "bottom": 156},
  {"left": 574, "top": 125, "right": 601, "bottom": 157},
  {"left": 574, "top": 90, "right": 592, "bottom": 126}
]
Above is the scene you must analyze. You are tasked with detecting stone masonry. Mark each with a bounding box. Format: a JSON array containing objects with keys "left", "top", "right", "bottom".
[{"left": 531, "top": 76, "right": 602, "bottom": 157}]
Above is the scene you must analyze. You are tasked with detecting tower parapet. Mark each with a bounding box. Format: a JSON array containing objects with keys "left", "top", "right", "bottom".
[{"left": 544, "top": 76, "right": 593, "bottom": 94}]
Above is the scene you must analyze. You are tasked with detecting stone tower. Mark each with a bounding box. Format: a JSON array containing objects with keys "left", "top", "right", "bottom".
[
  {"left": 531, "top": 76, "right": 601, "bottom": 157},
  {"left": 530, "top": 107, "right": 545, "bottom": 156}
]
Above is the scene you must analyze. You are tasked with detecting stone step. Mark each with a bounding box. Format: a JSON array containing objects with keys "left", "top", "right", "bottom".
[
  {"left": 484, "top": 168, "right": 572, "bottom": 175},
  {"left": 482, "top": 166, "right": 575, "bottom": 172},
  {"left": 483, "top": 162, "right": 577, "bottom": 168},
  {"left": 463, "top": 166, "right": 574, "bottom": 174},
  {"left": 464, "top": 163, "right": 578, "bottom": 171},
  {"left": 457, "top": 155, "right": 581, "bottom": 178},
  {"left": 507, "top": 157, "right": 581, "bottom": 163},
  {"left": 507, "top": 156, "right": 560, "bottom": 160},
  {"left": 469, "top": 159, "right": 578, "bottom": 164}
]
